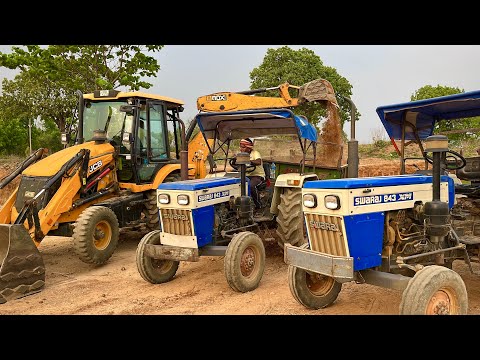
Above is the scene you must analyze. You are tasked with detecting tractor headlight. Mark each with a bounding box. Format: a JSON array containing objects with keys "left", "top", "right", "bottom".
[
  {"left": 158, "top": 193, "right": 170, "bottom": 204},
  {"left": 324, "top": 195, "right": 340, "bottom": 210},
  {"left": 61, "top": 133, "right": 68, "bottom": 144},
  {"left": 303, "top": 194, "right": 317, "bottom": 208},
  {"left": 177, "top": 194, "right": 190, "bottom": 205}
]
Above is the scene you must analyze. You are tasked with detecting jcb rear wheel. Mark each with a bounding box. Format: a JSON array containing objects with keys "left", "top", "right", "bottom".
[
  {"left": 276, "top": 188, "right": 306, "bottom": 251},
  {"left": 143, "top": 173, "right": 181, "bottom": 231},
  {"left": 224, "top": 231, "right": 265, "bottom": 293},
  {"left": 72, "top": 206, "right": 119, "bottom": 265},
  {"left": 399, "top": 265, "right": 468, "bottom": 315},
  {"left": 136, "top": 230, "right": 179, "bottom": 284},
  {"left": 288, "top": 264, "right": 342, "bottom": 309}
]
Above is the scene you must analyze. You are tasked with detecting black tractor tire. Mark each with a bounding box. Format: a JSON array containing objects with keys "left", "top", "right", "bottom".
[
  {"left": 276, "top": 188, "right": 306, "bottom": 251},
  {"left": 399, "top": 265, "right": 468, "bottom": 315},
  {"left": 288, "top": 260, "right": 342, "bottom": 310},
  {"left": 136, "top": 230, "right": 179, "bottom": 284},
  {"left": 224, "top": 231, "right": 265, "bottom": 293},
  {"left": 72, "top": 206, "right": 120, "bottom": 265},
  {"left": 143, "top": 173, "right": 181, "bottom": 231}
]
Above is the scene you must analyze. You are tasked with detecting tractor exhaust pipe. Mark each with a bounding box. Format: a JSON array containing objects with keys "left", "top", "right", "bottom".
[
  {"left": 423, "top": 135, "right": 450, "bottom": 262},
  {"left": 176, "top": 118, "right": 189, "bottom": 181}
]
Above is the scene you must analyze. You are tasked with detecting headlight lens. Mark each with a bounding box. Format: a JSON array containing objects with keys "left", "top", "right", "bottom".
[
  {"left": 177, "top": 194, "right": 190, "bottom": 205},
  {"left": 324, "top": 195, "right": 340, "bottom": 210},
  {"left": 158, "top": 193, "right": 170, "bottom": 204},
  {"left": 303, "top": 194, "right": 317, "bottom": 208}
]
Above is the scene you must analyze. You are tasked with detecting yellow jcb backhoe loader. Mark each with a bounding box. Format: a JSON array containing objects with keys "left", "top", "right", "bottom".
[{"left": 0, "top": 89, "right": 210, "bottom": 303}]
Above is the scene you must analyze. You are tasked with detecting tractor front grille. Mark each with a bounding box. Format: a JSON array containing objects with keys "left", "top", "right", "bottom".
[
  {"left": 305, "top": 213, "right": 347, "bottom": 256},
  {"left": 161, "top": 209, "right": 192, "bottom": 236}
]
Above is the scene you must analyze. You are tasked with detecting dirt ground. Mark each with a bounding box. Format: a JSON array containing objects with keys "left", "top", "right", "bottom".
[{"left": 1, "top": 157, "right": 480, "bottom": 315}]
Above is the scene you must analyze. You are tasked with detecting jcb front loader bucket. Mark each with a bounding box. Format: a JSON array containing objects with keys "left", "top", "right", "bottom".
[
  {"left": 298, "top": 79, "right": 338, "bottom": 106},
  {"left": 0, "top": 224, "right": 45, "bottom": 304}
]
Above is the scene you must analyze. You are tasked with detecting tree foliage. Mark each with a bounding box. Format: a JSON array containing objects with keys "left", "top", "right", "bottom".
[
  {"left": 411, "top": 84, "right": 480, "bottom": 141},
  {"left": 249, "top": 46, "right": 359, "bottom": 131},
  {"left": 0, "top": 45, "right": 164, "bottom": 151}
]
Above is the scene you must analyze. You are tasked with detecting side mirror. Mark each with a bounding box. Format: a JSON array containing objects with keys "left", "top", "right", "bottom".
[{"left": 120, "top": 105, "right": 135, "bottom": 115}]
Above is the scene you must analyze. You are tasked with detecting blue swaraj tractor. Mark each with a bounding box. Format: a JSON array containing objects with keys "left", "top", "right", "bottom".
[
  {"left": 285, "top": 90, "right": 480, "bottom": 314},
  {"left": 135, "top": 108, "right": 325, "bottom": 292}
]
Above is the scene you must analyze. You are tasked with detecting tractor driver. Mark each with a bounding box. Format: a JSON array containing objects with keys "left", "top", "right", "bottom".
[{"left": 239, "top": 138, "right": 265, "bottom": 209}]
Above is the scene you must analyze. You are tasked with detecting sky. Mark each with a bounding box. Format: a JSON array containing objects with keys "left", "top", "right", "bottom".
[{"left": 1, "top": 45, "right": 480, "bottom": 144}]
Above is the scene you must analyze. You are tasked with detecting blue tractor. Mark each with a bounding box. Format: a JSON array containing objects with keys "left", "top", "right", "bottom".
[
  {"left": 135, "top": 108, "right": 332, "bottom": 292},
  {"left": 285, "top": 91, "right": 480, "bottom": 314}
]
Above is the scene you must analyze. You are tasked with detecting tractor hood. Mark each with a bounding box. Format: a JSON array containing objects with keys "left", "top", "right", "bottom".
[
  {"left": 376, "top": 90, "right": 480, "bottom": 141},
  {"left": 23, "top": 141, "right": 115, "bottom": 177}
]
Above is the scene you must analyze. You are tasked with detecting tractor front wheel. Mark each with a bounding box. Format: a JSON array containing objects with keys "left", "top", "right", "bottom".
[
  {"left": 224, "top": 231, "right": 265, "bottom": 293},
  {"left": 136, "top": 230, "right": 179, "bottom": 284},
  {"left": 288, "top": 263, "right": 342, "bottom": 310},
  {"left": 399, "top": 265, "right": 468, "bottom": 315}
]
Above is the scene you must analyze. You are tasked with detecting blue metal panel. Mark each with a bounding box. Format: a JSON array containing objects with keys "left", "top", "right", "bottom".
[
  {"left": 304, "top": 174, "right": 451, "bottom": 189},
  {"left": 192, "top": 206, "right": 214, "bottom": 247},
  {"left": 448, "top": 177, "right": 455, "bottom": 209},
  {"left": 158, "top": 177, "right": 240, "bottom": 191},
  {"left": 344, "top": 212, "right": 384, "bottom": 271}
]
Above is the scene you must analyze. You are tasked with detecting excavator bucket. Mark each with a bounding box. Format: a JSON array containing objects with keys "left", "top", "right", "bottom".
[
  {"left": 0, "top": 224, "right": 45, "bottom": 304},
  {"left": 298, "top": 79, "right": 338, "bottom": 106}
]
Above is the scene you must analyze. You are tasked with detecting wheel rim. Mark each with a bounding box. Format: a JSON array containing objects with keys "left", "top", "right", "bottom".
[
  {"left": 93, "top": 220, "right": 112, "bottom": 250},
  {"left": 240, "top": 245, "right": 260, "bottom": 278},
  {"left": 151, "top": 259, "right": 174, "bottom": 273},
  {"left": 306, "top": 272, "right": 335, "bottom": 296},
  {"left": 426, "top": 288, "right": 459, "bottom": 315}
]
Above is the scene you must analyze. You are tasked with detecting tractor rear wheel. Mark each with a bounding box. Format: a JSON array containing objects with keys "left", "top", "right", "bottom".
[
  {"left": 276, "top": 188, "right": 306, "bottom": 251},
  {"left": 72, "top": 206, "right": 119, "bottom": 265},
  {"left": 136, "top": 230, "right": 179, "bottom": 284},
  {"left": 288, "top": 262, "right": 342, "bottom": 310},
  {"left": 224, "top": 231, "right": 265, "bottom": 293},
  {"left": 399, "top": 265, "right": 468, "bottom": 315}
]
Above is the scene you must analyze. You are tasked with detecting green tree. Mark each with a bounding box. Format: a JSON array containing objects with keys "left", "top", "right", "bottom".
[
  {"left": 249, "top": 46, "right": 358, "bottom": 130},
  {"left": 411, "top": 84, "right": 480, "bottom": 140},
  {"left": 0, "top": 118, "right": 28, "bottom": 155},
  {"left": 0, "top": 45, "right": 164, "bottom": 138}
]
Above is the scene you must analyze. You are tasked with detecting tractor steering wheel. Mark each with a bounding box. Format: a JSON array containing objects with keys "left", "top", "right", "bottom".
[
  {"left": 423, "top": 150, "right": 467, "bottom": 171},
  {"left": 228, "top": 157, "right": 257, "bottom": 173}
]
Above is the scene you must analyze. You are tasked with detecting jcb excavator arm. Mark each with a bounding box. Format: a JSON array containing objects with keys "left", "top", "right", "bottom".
[{"left": 196, "top": 78, "right": 338, "bottom": 112}]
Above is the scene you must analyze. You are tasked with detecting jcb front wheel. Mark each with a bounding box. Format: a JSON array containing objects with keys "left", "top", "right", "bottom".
[
  {"left": 288, "top": 265, "right": 342, "bottom": 309},
  {"left": 399, "top": 265, "right": 468, "bottom": 315},
  {"left": 224, "top": 231, "right": 265, "bottom": 293},
  {"left": 73, "top": 206, "right": 119, "bottom": 265},
  {"left": 136, "top": 230, "right": 179, "bottom": 284}
]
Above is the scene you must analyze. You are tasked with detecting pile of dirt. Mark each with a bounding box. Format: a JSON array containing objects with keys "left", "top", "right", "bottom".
[{"left": 316, "top": 102, "right": 344, "bottom": 168}]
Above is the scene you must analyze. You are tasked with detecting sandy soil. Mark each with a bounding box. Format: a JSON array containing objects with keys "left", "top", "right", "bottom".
[
  {"left": 1, "top": 156, "right": 479, "bottom": 315},
  {"left": 1, "top": 225, "right": 480, "bottom": 315}
]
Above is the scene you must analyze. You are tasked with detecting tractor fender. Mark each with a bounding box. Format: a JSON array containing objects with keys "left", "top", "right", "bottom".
[{"left": 270, "top": 173, "right": 318, "bottom": 215}]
